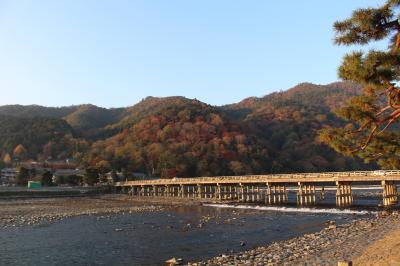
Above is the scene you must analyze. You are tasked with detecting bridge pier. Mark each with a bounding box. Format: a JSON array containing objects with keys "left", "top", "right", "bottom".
[
  {"left": 297, "top": 183, "right": 316, "bottom": 206},
  {"left": 233, "top": 186, "right": 238, "bottom": 200},
  {"left": 168, "top": 185, "right": 172, "bottom": 197},
  {"left": 266, "top": 183, "right": 288, "bottom": 205},
  {"left": 196, "top": 184, "right": 202, "bottom": 199},
  {"left": 382, "top": 181, "right": 398, "bottom": 206},
  {"left": 206, "top": 185, "right": 211, "bottom": 198},
  {"left": 215, "top": 185, "right": 220, "bottom": 199},
  {"left": 320, "top": 186, "right": 326, "bottom": 201},
  {"left": 244, "top": 185, "right": 250, "bottom": 202},
  {"left": 336, "top": 181, "right": 353, "bottom": 207}
]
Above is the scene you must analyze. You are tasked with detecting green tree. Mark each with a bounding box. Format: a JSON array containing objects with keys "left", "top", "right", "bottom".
[
  {"left": 41, "top": 170, "right": 53, "bottom": 186},
  {"left": 110, "top": 170, "right": 119, "bottom": 183},
  {"left": 64, "top": 175, "right": 81, "bottom": 186},
  {"left": 16, "top": 167, "right": 29, "bottom": 186},
  {"left": 53, "top": 175, "right": 65, "bottom": 185},
  {"left": 83, "top": 167, "right": 99, "bottom": 186},
  {"left": 96, "top": 160, "right": 111, "bottom": 175},
  {"left": 320, "top": 0, "right": 400, "bottom": 168}
]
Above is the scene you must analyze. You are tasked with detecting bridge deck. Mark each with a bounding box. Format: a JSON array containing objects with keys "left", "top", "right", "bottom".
[{"left": 115, "top": 170, "right": 400, "bottom": 187}]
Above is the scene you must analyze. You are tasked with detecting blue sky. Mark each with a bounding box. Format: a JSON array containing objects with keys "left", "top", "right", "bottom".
[{"left": 0, "top": 0, "right": 387, "bottom": 107}]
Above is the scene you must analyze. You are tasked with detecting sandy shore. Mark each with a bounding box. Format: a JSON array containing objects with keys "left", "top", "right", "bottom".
[{"left": 353, "top": 225, "right": 400, "bottom": 266}]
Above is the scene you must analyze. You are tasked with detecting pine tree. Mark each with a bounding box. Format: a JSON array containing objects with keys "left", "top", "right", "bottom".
[{"left": 320, "top": 0, "right": 400, "bottom": 168}]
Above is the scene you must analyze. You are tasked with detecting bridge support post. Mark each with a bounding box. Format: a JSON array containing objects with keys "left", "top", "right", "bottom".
[
  {"left": 320, "top": 186, "right": 325, "bottom": 200},
  {"left": 382, "top": 181, "right": 398, "bottom": 206},
  {"left": 297, "top": 183, "right": 316, "bottom": 206},
  {"left": 336, "top": 181, "right": 353, "bottom": 207},
  {"left": 256, "top": 186, "right": 260, "bottom": 202},
  {"left": 265, "top": 183, "right": 287, "bottom": 205},
  {"left": 215, "top": 185, "right": 221, "bottom": 199},
  {"left": 197, "top": 185, "right": 201, "bottom": 199},
  {"left": 265, "top": 183, "right": 271, "bottom": 204}
]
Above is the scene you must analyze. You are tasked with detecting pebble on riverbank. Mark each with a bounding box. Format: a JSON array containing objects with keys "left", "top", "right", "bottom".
[
  {"left": 189, "top": 210, "right": 400, "bottom": 266},
  {"left": 0, "top": 196, "right": 164, "bottom": 229}
]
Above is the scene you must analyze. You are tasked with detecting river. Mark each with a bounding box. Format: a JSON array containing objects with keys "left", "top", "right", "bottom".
[{"left": 0, "top": 203, "right": 373, "bottom": 266}]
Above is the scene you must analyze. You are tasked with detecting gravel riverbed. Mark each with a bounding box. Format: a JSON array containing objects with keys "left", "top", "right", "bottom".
[
  {"left": 2, "top": 195, "right": 398, "bottom": 265},
  {"left": 0, "top": 195, "right": 165, "bottom": 228},
  {"left": 190, "top": 210, "right": 400, "bottom": 266}
]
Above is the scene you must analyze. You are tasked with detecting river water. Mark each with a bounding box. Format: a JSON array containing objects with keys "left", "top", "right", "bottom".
[{"left": 0, "top": 203, "right": 373, "bottom": 266}]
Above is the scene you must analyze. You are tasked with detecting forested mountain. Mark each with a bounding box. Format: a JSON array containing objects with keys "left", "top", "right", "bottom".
[
  {"left": 0, "top": 104, "right": 126, "bottom": 137},
  {"left": 0, "top": 81, "right": 375, "bottom": 176},
  {"left": 0, "top": 115, "right": 77, "bottom": 159}
]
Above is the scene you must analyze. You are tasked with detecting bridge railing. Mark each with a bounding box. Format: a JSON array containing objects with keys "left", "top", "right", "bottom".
[{"left": 115, "top": 170, "right": 400, "bottom": 186}]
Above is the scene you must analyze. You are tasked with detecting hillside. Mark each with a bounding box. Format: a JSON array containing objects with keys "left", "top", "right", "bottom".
[
  {"left": 0, "top": 104, "right": 126, "bottom": 134},
  {"left": 0, "top": 81, "right": 374, "bottom": 176},
  {"left": 0, "top": 115, "right": 77, "bottom": 160}
]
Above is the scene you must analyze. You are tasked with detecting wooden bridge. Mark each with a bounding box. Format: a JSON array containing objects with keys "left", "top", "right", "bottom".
[{"left": 115, "top": 170, "right": 400, "bottom": 207}]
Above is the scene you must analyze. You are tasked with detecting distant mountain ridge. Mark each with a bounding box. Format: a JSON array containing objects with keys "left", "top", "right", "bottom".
[{"left": 0, "top": 81, "right": 372, "bottom": 176}]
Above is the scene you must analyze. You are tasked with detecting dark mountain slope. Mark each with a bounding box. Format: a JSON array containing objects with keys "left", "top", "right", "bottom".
[{"left": 0, "top": 115, "right": 76, "bottom": 159}]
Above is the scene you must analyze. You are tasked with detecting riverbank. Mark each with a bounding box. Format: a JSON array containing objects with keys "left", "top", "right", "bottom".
[
  {"left": 0, "top": 195, "right": 173, "bottom": 228},
  {"left": 190, "top": 210, "right": 400, "bottom": 266},
  {"left": 1, "top": 195, "right": 399, "bottom": 265},
  {"left": 0, "top": 187, "right": 110, "bottom": 200}
]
